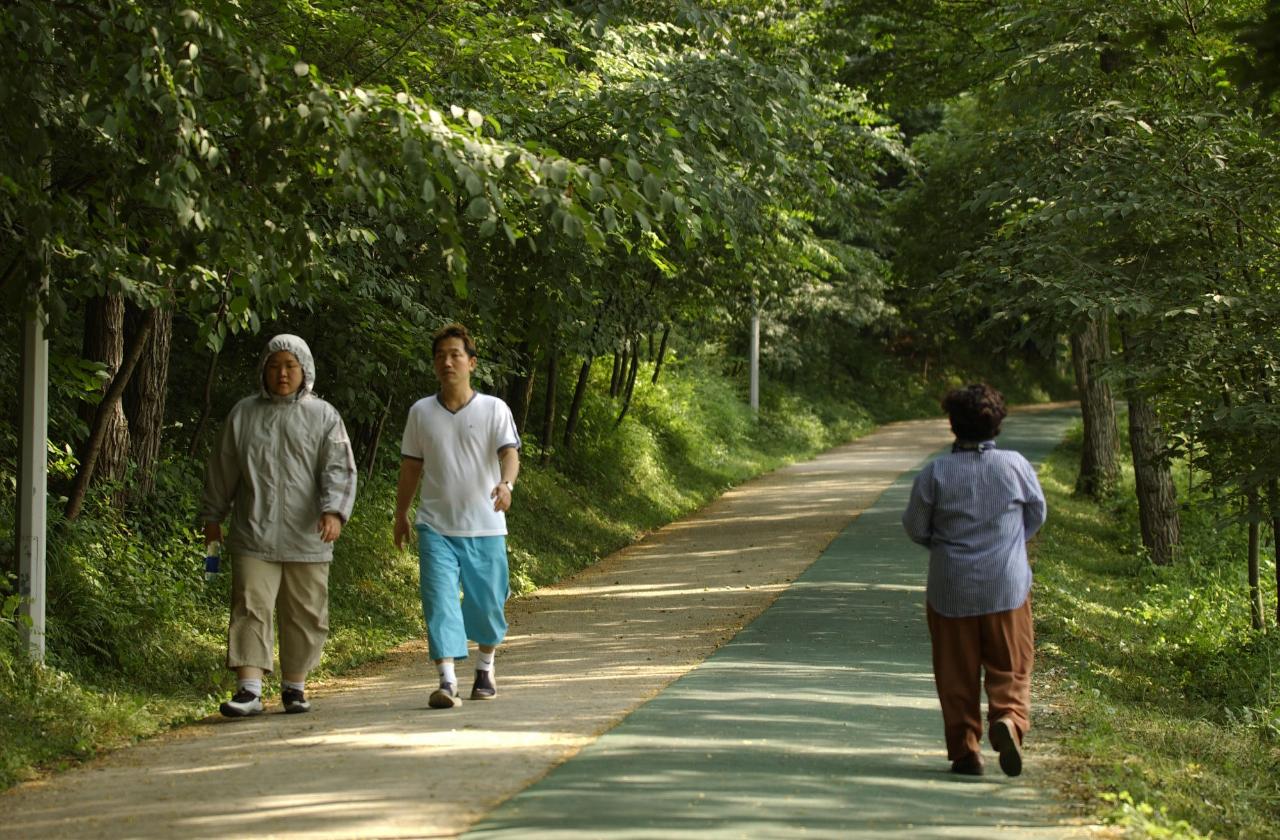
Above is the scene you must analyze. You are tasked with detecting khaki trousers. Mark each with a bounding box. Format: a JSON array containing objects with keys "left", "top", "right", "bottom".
[
  {"left": 926, "top": 598, "right": 1033, "bottom": 761},
  {"left": 227, "top": 555, "right": 330, "bottom": 675}
]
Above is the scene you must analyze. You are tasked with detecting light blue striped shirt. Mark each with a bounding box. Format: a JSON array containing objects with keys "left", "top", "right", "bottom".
[{"left": 902, "top": 441, "right": 1047, "bottom": 617}]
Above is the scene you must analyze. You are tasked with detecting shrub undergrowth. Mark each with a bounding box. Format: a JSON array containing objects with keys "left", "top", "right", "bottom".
[{"left": 1034, "top": 428, "right": 1280, "bottom": 840}]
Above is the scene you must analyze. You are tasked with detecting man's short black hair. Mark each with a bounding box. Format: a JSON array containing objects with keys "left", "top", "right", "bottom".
[
  {"left": 943, "top": 383, "right": 1007, "bottom": 441},
  {"left": 431, "top": 322, "right": 478, "bottom": 358}
]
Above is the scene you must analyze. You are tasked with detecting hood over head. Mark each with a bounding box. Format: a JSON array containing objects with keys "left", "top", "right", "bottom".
[{"left": 259, "top": 334, "right": 316, "bottom": 400}]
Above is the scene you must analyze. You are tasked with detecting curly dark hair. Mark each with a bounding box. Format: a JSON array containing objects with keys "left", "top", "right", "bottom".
[
  {"left": 431, "top": 322, "right": 478, "bottom": 358},
  {"left": 943, "top": 383, "right": 1007, "bottom": 442}
]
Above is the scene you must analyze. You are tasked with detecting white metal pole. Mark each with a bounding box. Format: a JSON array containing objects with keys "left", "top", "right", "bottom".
[
  {"left": 19, "top": 306, "right": 49, "bottom": 663},
  {"left": 749, "top": 305, "right": 760, "bottom": 414}
]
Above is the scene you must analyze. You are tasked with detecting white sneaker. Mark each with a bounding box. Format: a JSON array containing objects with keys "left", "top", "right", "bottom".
[
  {"left": 282, "top": 688, "right": 311, "bottom": 714},
  {"left": 219, "top": 689, "right": 264, "bottom": 718}
]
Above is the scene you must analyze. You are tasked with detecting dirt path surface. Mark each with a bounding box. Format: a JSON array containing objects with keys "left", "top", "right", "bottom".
[{"left": 0, "top": 410, "right": 1075, "bottom": 839}]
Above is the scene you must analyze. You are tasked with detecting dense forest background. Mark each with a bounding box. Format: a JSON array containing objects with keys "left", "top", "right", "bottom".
[{"left": 3, "top": 1, "right": 1280, "bottom": 834}]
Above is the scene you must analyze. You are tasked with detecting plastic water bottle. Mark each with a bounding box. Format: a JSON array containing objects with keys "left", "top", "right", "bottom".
[{"left": 204, "top": 541, "right": 222, "bottom": 582}]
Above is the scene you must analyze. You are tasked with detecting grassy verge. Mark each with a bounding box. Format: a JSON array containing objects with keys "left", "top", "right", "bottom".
[{"left": 1034, "top": 429, "right": 1280, "bottom": 840}]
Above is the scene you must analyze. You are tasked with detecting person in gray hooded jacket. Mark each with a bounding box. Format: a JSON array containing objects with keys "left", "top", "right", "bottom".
[{"left": 200, "top": 334, "right": 357, "bottom": 717}]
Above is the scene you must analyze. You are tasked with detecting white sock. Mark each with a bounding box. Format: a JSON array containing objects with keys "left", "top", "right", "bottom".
[
  {"left": 477, "top": 651, "right": 495, "bottom": 673},
  {"left": 237, "top": 678, "right": 262, "bottom": 697},
  {"left": 438, "top": 661, "right": 457, "bottom": 687},
  {"left": 282, "top": 680, "right": 305, "bottom": 692}
]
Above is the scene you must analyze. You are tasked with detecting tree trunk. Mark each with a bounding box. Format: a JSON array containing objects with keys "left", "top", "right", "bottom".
[
  {"left": 1124, "top": 384, "right": 1180, "bottom": 566},
  {"left": 1272, "top": 480, "right": 1280, "bottom": 628},
  {"left": 1248, "top": 492, "right": 1265, "bottom": 631},
  {"left": 563, "top": 357, "right": 592, "bottom": 450},
  {"left": 80, "top": 294, "right": 130, "bottom": 486},
  {"left": 66, "top": 310, "right": 157, "bottom": 521},
  {"left": 610, "top": 346, "right": 625, "bottom": 397},
  {"left": 361, "top": 391, "right": 394, "bottom": 475},
  {"left": 1070, "top": 315, "right": 1120, "bottom": 498},
  {"left": 504, "top": 343, "right": 536, "bottom": 436},
  {"left": 651, "top": 323, "right": 671, "bottom": 385},
  {"left": 124, "top": 303, "right": 173, "bottom": 499},
  {"left": 517, "top": 371, "right": 536, "bottom": 434},
  {"left": 615, "top": 336, "right": 641, "bottom": 427},
  {"left": 187, "top": 349, "right": 220, "bottom": 457},
  {"left": 540, "top": 349, "right": 559, "bottom": 466}
]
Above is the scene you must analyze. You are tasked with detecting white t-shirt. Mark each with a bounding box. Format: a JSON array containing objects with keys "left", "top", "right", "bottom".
[{"left": 400, "top": 393, "right": 521, "bottom": 537}]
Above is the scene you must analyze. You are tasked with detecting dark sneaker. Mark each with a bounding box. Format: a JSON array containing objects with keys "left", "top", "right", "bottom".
[
  {"left": 282, "top": 688, "right": 311, "bottom": 714},
  {"left": 949, "top": 752, "right": 984, "bottom": 776},
  {"left": 991, "top": 718, "right": 1023, "bottom": 777},
  {"left": 470, "top": 669, "right": 497, "bottom": 700},
  {"left": 219, "top": 689, "right": 264, "bottom": 718},
  {"left": 428, "top": 683, "right": 462, "bottom": 709}
]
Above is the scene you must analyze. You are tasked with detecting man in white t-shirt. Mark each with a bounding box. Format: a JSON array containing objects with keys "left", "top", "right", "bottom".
[{"left": 393, "top": 323, "right": 521, "bottom": 708}]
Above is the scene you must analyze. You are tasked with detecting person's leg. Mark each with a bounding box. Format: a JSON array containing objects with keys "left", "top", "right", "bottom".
[
  {"left": 418, "top": 526, "right": 468, "bottom": 707},
  {"left": 276, "top": 560, "right": 331, "bottom": 713},
  {"left": 457, "top": 536, "right": 509, "bottom": 700},
  {"left": 223, "top": 555, "right": 282, "bottom": 717},
  {"left": 926, "top": 604, "right": 984, "bottom": 767},
  {"left": 980, "top": 598, "right": 1034, "bottom": 775}
]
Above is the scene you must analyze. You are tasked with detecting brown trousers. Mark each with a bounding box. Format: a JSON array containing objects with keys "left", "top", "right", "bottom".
[
  {"left": 926, "top": 598, "right": 1033, "bottom": 761},
  {"left": 227, "top": 555, "right": 330, "bottom": 675}
]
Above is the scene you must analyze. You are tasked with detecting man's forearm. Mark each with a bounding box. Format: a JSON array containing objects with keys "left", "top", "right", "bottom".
[
  {"left": 395, "top": 459, "right": 423, "bottom": 516},
  {"left": 499, "top": 448, "right": 520, "bottom": 486}
]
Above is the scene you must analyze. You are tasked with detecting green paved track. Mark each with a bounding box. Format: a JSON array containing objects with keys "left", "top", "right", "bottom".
[{"left": 468, "top": 408, "right": 1083, "bottom": 839}]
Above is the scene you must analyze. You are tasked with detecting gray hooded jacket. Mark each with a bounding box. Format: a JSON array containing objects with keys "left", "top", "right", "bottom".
[{"left": 200, "top": 335, "right": 357, "bottom": 563}]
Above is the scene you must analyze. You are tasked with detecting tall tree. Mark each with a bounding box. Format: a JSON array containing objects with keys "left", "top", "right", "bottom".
[{"left": 1070, "top": 314, "right": 1120, "bottom": 499}]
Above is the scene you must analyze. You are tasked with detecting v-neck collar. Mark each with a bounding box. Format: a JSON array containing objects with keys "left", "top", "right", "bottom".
[{"left": 436, "top": 391, "right": 477, "bottom": 415}]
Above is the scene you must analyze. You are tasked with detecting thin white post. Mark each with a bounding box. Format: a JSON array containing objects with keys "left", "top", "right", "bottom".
[
  {"left": 749, "top": 304, "right": 760, "bottom": 414},
  {"left": 19, "top": 306, "right": 49, "bottom": 662}
]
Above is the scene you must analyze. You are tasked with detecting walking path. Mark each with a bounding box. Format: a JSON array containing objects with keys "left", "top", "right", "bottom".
[
  {"left": 468, "top": 405, "right": 1087, "bottom": 839},
  {"left": 0, "top": 406, "right": 1092, "bottom": 838}
]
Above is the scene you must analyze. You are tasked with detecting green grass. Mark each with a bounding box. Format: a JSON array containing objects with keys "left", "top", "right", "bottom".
[
  {"left": 1033, "top": 429, "right": 1280, "bottom": 840},
  {"left": 505, "top": 356, "right": 878, "bottom": 592}
]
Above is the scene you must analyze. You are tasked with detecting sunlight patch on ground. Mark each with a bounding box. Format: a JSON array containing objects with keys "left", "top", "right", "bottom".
[{"left": 282, "top": 728, "right": 591, "bottom": 752}]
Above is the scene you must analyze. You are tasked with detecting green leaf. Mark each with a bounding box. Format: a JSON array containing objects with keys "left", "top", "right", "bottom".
[{"left": 643, "top": 173, "right": 661, "bottom": 203}]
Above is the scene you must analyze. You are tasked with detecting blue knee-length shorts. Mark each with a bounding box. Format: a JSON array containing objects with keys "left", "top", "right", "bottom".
[{"left": 416, "top": 524, "right": 510, "bottom": 661}]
